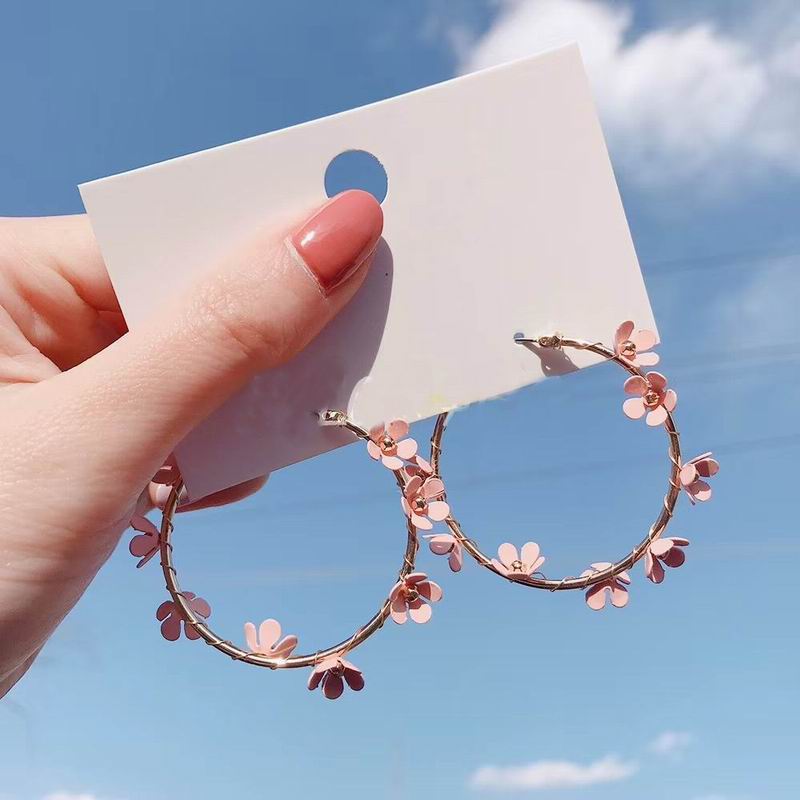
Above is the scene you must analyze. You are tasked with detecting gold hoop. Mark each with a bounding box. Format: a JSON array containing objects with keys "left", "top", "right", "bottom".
[{"left": 427, "top": 335, "right": 682, "bottom": 591}]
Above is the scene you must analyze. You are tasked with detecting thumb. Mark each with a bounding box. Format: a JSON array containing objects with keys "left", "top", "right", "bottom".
[{"left": 51, "top": 189, "right": 383, "bottom": 491}]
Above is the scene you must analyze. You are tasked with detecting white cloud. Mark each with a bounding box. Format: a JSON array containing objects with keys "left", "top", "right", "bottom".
[
  {"left": 648, "top": 730, "right": 694, "bottom": 756},
  {"left": 44, "top": 793, "right": 105, "bottom": 800},
  {"left": 469, "top": 754, "right": 638, "bottom": 791},
  {"left": 457, "top": 0, "right": 800, "bottom": 187}
]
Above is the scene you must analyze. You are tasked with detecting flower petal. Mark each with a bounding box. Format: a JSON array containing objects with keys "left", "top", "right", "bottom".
[
  {"left": 307, "top": 669, "right": 324, "bottom": 691},
  {"left": 610, "top": 584, "right": 629, "bottom": 608},
  {"left": 272, "top": 635, "right": 298, "bottom": 658},
  {"left": 422, "top": 478, "right": 445, "bottom": 499},
  {"left": 497, "top": 542, "right": 519, "bottom": 567},
  {"left": 411, "top": 513, "right": 433, "bottom": 531},
  {"left": 160, "top": 615, "right": 181, "bottom": 641},
  {"left": 259, "top": 619, "right": 282, "bottom": 650},
  {"left": 663, "top": 389, "right": 678, "bottom": 412},
  {"left": 646, "top": 405, "right": 668, "bottom": 426},
  {"left": 623, "top": 397, "right": 646, "bottom": 419},
  {"left": 382, "top": 455, "right": 404, "bottom": 470},
  {"left": 396, "top": 438, "right": 418, "bottom": 460},
  {"left": 405, "top": 475, "right": 423, "bottom": 498},
  {"left": 426, "top": 500, "right": 450, "bottom": 521},
  {"left": 624, "top": 375, "right": 647, "bottom": 395},
  {"left": 585, "top": 584, "right": 608, "bottom": 610},
  {"left": 491, "top": 558, "right": 510, "bottom": 576},
  {"left": 615, "top": 321, "right": 634, "bottom": 346},
  {"left": 428, "top": 534, "right": 454, "bottom": 555},
  {"left": 662, "top": 547, "right": 687, "bottom": 569},
  {"left": 156, "top": 601, "right": 174, "bottom": 621},
  {"left": 696, "top": 458, "right": 719, "bottom": 478},
  {"left": 449, "top": 547, "right": 463, "bottom": 573},
  {"left": 418, "top": 579, "right": 443, "bottom": 603},
  {"left": 184, "top": 623, "right": 201, "bottom": 640},
  {"left": 244, "top": 621, "right": 258, "bottom": 651},
  {"left": 129, "top": 533, "right": 157, "bottom": 557},
  {"left": 647, "top": 372, "right": 668, "bottom": 392},
  {"left": 367, "top": 440, "right": 382, "bottom": 460},
  {"left": 679, "top": 464, "right": 698, "bottom": 486},
  {"left": 387, "top": 419, "right": 410, "bottom": 440},
  {"left": 322, "top": 672, "right": 344, "bottom": 700},
  {"left": 343, "top": 665, "right": 365, "bottom": 691},
  {"left": 691, "top": 480, "right": 712, "bottom": 501},
  {"left": 646, "top": 555, "right": 665, "bottom": 584},
  {"left": 636, "top": 351, "right": 660, "bottom": 367},
  {"left": 650, "top": 538, "right": 673, "bottom": 557},
  {"left": 409, "top": 601, "right": 433, "bottom": 624},
  {"left": 631, "top": 329, "right": 657, "bottom": 351},
  {"left": 131, "top": 514, "right": 159, "bottom": 535},
  {"left": 520, "top": 542, "right": 541, "bottom": 567},
  {"left": 190, "top": 597, "right": 212, "bottom": 619}
]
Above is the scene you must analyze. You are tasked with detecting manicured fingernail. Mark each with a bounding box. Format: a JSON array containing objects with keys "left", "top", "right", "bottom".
[{"left": 288, "top": 189, "right": 384, "bottom": 295}]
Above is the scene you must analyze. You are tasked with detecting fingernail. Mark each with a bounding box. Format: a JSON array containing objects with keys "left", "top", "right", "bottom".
[{"left": 288, "top": 189, "right": 384, "bottom": 295}]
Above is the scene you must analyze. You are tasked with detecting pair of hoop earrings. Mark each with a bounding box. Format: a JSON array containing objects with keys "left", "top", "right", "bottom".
[{"left": 129, "top": 321, "right": 718, "bottom": 700}]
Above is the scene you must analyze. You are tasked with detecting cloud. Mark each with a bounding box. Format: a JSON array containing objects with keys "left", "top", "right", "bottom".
[
  {"left": 456, "top": 0, "right": 800, "bottom": 187},
  {"left": 469, "top": 754, "right": 638, "bottom": 791},
  {"left": 44, "top": 793, "right": 106, "bottom": 800},
  {"left": 648, "top": 730, "right": 694, "bottom": 756}
]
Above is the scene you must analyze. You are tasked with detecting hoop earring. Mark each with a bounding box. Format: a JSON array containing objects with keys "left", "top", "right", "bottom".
[
  {"left": 421, "top": 322, "right": 718, "bottom": 610},
  {"left": 129, "top": 413, "right": 443, "bottom": 700}
]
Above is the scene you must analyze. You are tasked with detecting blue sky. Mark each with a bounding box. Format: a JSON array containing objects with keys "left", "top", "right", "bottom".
[{"left": 1, "top": 2, "right": 799, "bottom": 799}]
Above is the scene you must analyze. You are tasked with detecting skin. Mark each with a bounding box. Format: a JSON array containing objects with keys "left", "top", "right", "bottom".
[{"left": 0, "top": 206, "right": 378, "bottom": 697}]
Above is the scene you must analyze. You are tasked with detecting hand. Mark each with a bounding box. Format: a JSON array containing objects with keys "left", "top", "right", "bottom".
[{"left": 0, "top": 190, "right": 383, "bottom": 696}]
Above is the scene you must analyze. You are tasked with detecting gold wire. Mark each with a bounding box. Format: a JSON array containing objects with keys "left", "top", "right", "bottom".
[{"left": 158, "top": 417, "right": 419, "bottom": 670}]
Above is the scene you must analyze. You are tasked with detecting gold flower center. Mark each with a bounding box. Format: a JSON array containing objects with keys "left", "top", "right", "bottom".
[
  {"left": 510, "top": 560, "right": 524, "bottom": 572},
  {"left": 620, "top": 340, "right": 637, "bottom": 357},
  {"left": 644, "top": 389, "right": 660, "bottom": 408}
]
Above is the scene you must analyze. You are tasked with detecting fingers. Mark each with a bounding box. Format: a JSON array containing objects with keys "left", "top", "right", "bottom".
[
  {"left": 46, "top": 190, "right": 383, "bottom": 501},
  {"left": 148, "top": 474, "right": 268, "bottom": 513}
]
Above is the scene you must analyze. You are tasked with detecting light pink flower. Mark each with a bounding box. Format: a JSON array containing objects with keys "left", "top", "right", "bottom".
[
  {"left": 401, "top": 475, "right": 450, "bottom": 530},
  {"left": 404, "top": 454, "right": 434, "bottom": 480},
  {"left": 645, "top": 537, "right": 690, "bottom": 584},
  {"left": 580, "top": 562, "right": 631, "bottom": 610},
  {"left": 623, "top": 372, "right": 677, "bottom": 426},
  {"left": 156, "top": 592, "right": 211, "bottom": 641},
  {"left": 129, "top": 514, "right": 160, "bottom": 568},
  {"left": 680, "top": 452, "right": 719, "bottom": 504},
  {"left": 425, "top": 533, "right": 463, "bottom": 572},
  {"left": 367, "top": 420, "right": 418, "bottom": 470},
  {"left": 491, "top": 542, "right": 545, "bottom": 579},
  {"left": 614, "top": 320, "right": 659, "bottom": 367},
  {"left": 244, "top": 618, "right": 298, "bottom": 658},
  {"left": 389, "top": 572, "right": 443, "bottom": 624},
  {"left": 307, "top": 656, "right": 364, "bottom": 700}
]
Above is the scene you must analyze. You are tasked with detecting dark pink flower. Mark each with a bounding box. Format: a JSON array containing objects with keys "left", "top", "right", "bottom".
[
  {"left": 307, "top": 656, "right": 364, "bottom": 700},
  {"left": 680, "top": 452, "right": 719, "bottom": 504},
  {"left": 367, "top": 420, "right": 418, "bottom": 470},
  {"left": 244, "top": 619, "right": 298, "bottom": 658},
  {"left": 645, "top": 537, "right": 690, "bottom": 583},
  {"left": 401, "top": 475, "right": 450, "bottom": 530},
  {"left": 491, "top": 542, "right": 545, "bottom": 579},
  {"left": 129, "top": 514, "right": 160, "bottom": 568},
  {"left": 389, "top": 572, "right": 443, "bottom": 624},
  {"left": 614, "top": 321, "right": 659, "bottom": 367},
  {"left": 156, "top": 592, "right": 211, "bottom": 641},
  {"left": 580, "top": 562, "right": 631, "bottom": 610},
  {"left": 623, "top": 372, "right": 677, "bottom": 426},
  {"left": 425, "top": 533, "right": 463, "bottom": 572}
]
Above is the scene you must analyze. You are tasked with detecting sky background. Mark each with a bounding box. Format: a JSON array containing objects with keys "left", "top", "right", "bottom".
[{"left": 1, "top": 1, "right": 799, "bottom": 799}]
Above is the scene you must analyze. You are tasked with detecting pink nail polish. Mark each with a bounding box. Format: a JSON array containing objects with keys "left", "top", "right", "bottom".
[{"left": 288, "top": 190, "right": 384, "bottom": 295}]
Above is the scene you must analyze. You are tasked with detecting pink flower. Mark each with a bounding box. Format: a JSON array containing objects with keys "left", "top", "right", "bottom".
[
  {"left": 491, "top": 542, "right": 545, "bottom": 579},
  {"left": 129, "top": 514, "right": 160, "bottom": 568},
  {"left": 307, "top": 656, "right": 364, "bottom": 700},
  {"left": 404, "top": 454, "right": 434, "bottom": 480},
  {"left": 645, "top": 537, "right": 690, "bottom": 584},
  {"left": 389, "top": 572, "right": 443, "bottom": 624},
  {"left": 156, "top": 592, "right": 211, "bottom": 641},
  {"left": 244, "top": 618, "right": 298, "bottom": 658},
  {"left": 367, "top": 420, "right": 418, "bottom": 470},
  {"left": 425, "top": 533, "right": 463, "bottom": 572},
  {"left": 401, "top": 475, "right": 450, "bottom": 530},
  {"left": 580, "top": 562, "right": 631, "bottom": 610},
  {"left": 614, "top": 320, "right": 659, "bottom": 367},
  {"left": 680, "top": 452, "right": 719, "bottom": 504},
  {"left": 623, "top": 372, "right": 677, "bottom": 426}
]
